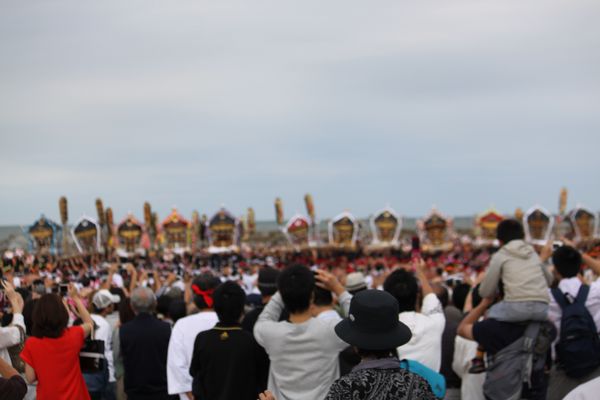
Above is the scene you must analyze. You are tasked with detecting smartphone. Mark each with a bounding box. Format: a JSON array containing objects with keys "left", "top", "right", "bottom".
[
  {"left": 411, "top": 236, "right": 421, "bottom": 261},
  {"left": 59, "top": 284, "right": 69, "bottom": 296}
]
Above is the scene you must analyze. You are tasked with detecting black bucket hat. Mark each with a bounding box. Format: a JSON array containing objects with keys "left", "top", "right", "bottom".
[{"left": 335, "top": 290, "right": 412, "bottom": 350}]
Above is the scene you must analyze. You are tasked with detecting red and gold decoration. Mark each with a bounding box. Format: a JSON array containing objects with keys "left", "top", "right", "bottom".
[
  {"left": 161, "top": 208, "right": 190, "bottom": 250},
  {"left": 285, "top": 214, "right": 311, "bottom": 246},
  {"left": 474, "top": 207, "right": 504, "bottom": 247}
]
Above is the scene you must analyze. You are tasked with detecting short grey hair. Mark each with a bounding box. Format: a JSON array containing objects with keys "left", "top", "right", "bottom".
[{"left": 130, "top": 287, "right": 156, "bottom": 314}]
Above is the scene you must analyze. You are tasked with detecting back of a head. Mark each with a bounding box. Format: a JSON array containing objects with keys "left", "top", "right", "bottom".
[
  {"left": 496, "top": 219, "right": 525, "bottom": 244},
  {"left": 452, "top": 283, "right": 471, "bottom": 312},
  {"left": 277, "top": 264, "right": 315, "bottom": 314},
  {"left": 131, "top": 287, "right": 156, "bottom": 314},
  {"left": 213, "top": 281, "right": 246, "bottom": 325},
  {"left": 32, "top": 294, "right": 69, "bottom": 338},
  {"left": 552, "top": 245, "right": 582, "bottom": 278},
  {"left": 313, "top": 286, "right": 333, "bottom": 307},
  {"left": 191, "top": 273, "right": 221, "bottom": 309},
  {"left": 258, "top": 266, "right": 280, "bottom": 297},
  {"left": 432, "top": 284, "right": 449, "bottom": 308},
  {"left": 383, "top": 269, "right": 418, "bottom": 313},
  {"left": 168, "top": 299, "right": 187, "bottom": 324}
]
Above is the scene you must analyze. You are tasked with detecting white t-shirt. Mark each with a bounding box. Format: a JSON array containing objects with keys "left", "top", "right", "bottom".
[
  {"left": 91, "top": 314, "right": 116, "bottom": 382},
  {"left": 564, "top": 376, "right": 600, "bottom": 400},
  {"left": 397, "top": 293, "right": 445, "bottom": 371},
  {"left": 452, "top": 335, "right": 486, "bottom": 400},
  {"left": 167, "top": 311, "right": 218, "bottom": 399},
  {"left": 316, "top": 309, "right": 340, "bottom": 321},
  {"left": 548, "top": 277, "right": 600, "bottom": 358}
]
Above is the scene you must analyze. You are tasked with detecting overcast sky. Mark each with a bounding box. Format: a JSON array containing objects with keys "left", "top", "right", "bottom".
[{"left": 0, "top": 0, "right": 599, "bottom": 225}]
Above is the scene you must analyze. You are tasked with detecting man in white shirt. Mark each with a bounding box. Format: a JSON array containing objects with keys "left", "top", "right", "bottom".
[
  {"left": 167, "top": 274, "right": 220, "bottom": 400},
  {"left": 254, "top": 265, "right": 351, "bottom": 400},
  {"left": 90, "top": 289, "right": 121, "bottom": 399},
  {"left": 546, "top": 245, "right": 600, "bottom": 400},
  {"left": 311, "top": 286, "right": 340, "bottom": 321},
  {"left": 383, "top": 259, "right": 445, "bottom": 371}
]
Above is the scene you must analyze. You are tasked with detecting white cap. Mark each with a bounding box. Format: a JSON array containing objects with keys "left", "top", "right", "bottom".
[{"left": 92, "top": 289, "right": 121, "bottom": 310}]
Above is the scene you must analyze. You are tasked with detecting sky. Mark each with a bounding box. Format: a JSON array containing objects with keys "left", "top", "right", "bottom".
[{"left": 0, "top": 0, "right": 599, "bottom": 225}]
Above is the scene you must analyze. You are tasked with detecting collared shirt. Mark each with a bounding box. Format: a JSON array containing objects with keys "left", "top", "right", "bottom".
[
  {"left": 167, "top": 310, "right": 218, "bottom": 399},
  {"left": 397, "top": 293, "right": 445, "bottom": 372},
  {"left": 548, "top": 277, "right": 600, "bottom": 353},
  {"left": 316, "top": 309, "right": 340, "bottom": 321}
]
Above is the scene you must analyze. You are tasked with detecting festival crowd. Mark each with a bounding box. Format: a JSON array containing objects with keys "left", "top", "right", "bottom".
[{"left": 1, "top": 219, "right": 600, "bottom": 399}]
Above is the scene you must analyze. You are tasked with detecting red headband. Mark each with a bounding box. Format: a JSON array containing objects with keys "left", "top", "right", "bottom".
[{"left": 192, "top": 284, "right": 214, "bottom": 308}]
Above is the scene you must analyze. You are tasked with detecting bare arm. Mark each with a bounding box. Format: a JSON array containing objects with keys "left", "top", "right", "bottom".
[
  {"left": 24, "top": 363, "right": 37, "bottom": 384},
  {"left": 68, "top": 284, "right": 94, "bottom": 338},
  {"left": 414, "top": 258, "right": 433, "bottom": 297},
  {"left": 457, "top": 297, "right": 493, "bottom": 341}
]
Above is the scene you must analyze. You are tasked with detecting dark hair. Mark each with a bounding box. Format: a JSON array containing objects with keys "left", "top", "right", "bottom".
[
  {"left": 496, "top": 219, "right": 525, "bottom": 244},
  {"left": 213, "top": 281, "right": 246, "bottom": 325},
  {"left": 119, "top": 298, "right": 135, "bottom": 325},
  {"left": 277, "top": 264, "right": 315, "bottom": 314},
  {"left": 383, "top": 269, "right": 418, "bottom": 313},
  {"left": 192, "top": 274, "right": 221, "bottom": 309},
  {"left": 23, "top": 298, "right": 38, "bottom": 336},
  {"left": 552, "top": 246, "right": 582, "bottom": 278},
  {"left": 356, "top": 347, "right": 398, "bottom": 359},
  {"left": 157, "top": 295, "right": 173, "bottom": 317},
  {"left": 168, "top": 299, "right": 187, "bottom": 324},
  {"left": 313, "top": 286, "right": 333, "bottom": 307},
  {"left": 258, "top": 267, "right": 280, "bottom": 297},
  {"left": 32, "top": 294, "right": 69, "bottom": 338},
  {"left": 432, "top": 284, "right": 449, "bottom": 308},
  {"left": 452, "top": 283, "right": 471, "bottom": 312}
]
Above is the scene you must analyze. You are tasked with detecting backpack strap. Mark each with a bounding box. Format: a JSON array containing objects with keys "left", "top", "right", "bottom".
[
  {"left": 551, "top": 287, "right": 569, "bottom": 310},
  {"left": 576, "top": 285, "right": 590, "bottom": 305}
]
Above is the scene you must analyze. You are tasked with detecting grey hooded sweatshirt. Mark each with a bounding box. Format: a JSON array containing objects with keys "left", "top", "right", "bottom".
[{"left": 479, "top": 240, "right": 553, "bottom": 303}]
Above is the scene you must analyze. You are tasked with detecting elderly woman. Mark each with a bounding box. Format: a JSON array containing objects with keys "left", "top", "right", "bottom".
[{"left": 20, "top": 285, "right": 94, "bottom": 400}]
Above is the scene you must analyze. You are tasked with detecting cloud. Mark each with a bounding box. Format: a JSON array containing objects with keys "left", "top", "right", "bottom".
[{"left": 0, "top": 0, "right": 599, "bottom": 224}]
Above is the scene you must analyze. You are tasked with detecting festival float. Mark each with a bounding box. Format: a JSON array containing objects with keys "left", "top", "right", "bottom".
[
  {"left": 71, "top": 216, "right": 102, "bottom": 254},
  {"left": 368, "top": 207, "right": 402, "bottom": 248},
  {"left": 417, "top": 208, "right": 454, "bottom": 252},
  {"left": 26, "top": 215, "right": 62, "bottom": 255},
  {"left": 473, "top": 207, "right": 504, "bottom": 248},
  {"left": 206, "top": 208, "right": 242, "bottom": 253},
  {"left": 284, "top": 214, "right": 312, "bottom": 247},
  {"left": 160, "top": 208, "right": 190, "bottom": 252},
  {"left": 523, "top": 205, "right": 554, "bottom": 246},
  {"left": 116, "top": 213, "right": 145, "bottom": 255},
  {"left": 328, "top": 211, "right": 359, "bottom": 249}
]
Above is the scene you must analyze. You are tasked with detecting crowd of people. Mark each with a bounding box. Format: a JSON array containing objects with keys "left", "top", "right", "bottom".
[{"left": 1, "top": 219, "right": 600, "bottom": 399}]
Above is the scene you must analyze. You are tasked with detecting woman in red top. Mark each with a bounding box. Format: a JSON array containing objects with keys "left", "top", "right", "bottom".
[{"left": 20, "top": 285, "right": 94, "bottom": 400}]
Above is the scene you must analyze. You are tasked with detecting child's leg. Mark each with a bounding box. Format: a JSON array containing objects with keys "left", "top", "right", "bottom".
[
  {"left": 486, "top": 300, "right": 548, "bottom": 322},
  {"left": 469, "top": 345, "right": 486, "bottom": 374}
]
